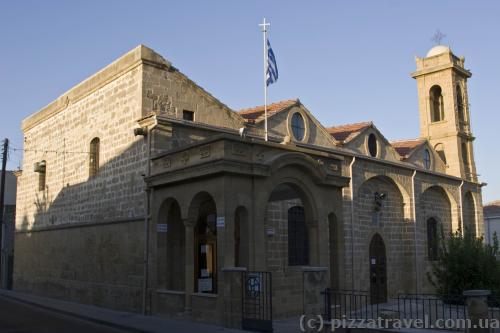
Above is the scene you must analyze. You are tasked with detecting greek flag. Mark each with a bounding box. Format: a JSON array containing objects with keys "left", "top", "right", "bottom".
[{"left": 266, "top": 39, "right": 278, "bottom": 86}]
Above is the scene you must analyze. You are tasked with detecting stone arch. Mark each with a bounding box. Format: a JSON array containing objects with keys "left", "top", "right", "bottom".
[
  {"left": 356, "top": 175, "right": 411, "bottom": 220},
  {"left": 456, "top": 85, "right": 465, "bottom": 124},
  {"left": 268, "top": 152, "right": 327, "bottom": 185},
  {"left": 355, "top": 175, "right": 409, "bottom": 297},
  {"left": 463, "top": 191, "right": 477, "bottom": 237},
  {"left": 187, "top": 191, "right": 218, "bottom": 294},
  {"left": 157, "top": 198, "right": 185, "bottom": 291},
  {"left": 420, "top": 185, "right": 455, "bottom": 233},
  {"left": 89, "top": 137, "right": 100, "bottom": 177},
  {"left": 264, "top": 179, "right": 319, "bottom": 268},
  {"left": 264, "top": 175, "right": 320, "bottom": 223},
  {"left": 430, "top": 85, "right": 444, "bottom": 122},
  {"left": 234, "top": 205, "right": 249, "bottom": 268},
  {"left": 187, "top": 191, "right": 218, "bottom": 222}
]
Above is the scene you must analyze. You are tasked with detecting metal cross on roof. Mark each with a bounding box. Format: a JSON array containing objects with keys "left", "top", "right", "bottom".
[{"left": 431, "top": 29, "right": 446, "bottom": 45}]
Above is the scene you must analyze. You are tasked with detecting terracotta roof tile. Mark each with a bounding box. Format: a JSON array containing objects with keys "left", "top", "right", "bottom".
[
  {"left": 391, "top": 139, "right": 425, "bottom": 158},
  {"left": 238, "top": 99, "right": 298, "bottom": 123},
  {"left": 326, "top": 122, "right": 372, "bottom": 142}
]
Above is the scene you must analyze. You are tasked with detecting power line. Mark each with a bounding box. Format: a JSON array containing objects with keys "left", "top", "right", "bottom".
[{"left": 10, "top": 147, "right": 90, "bottom": 155}]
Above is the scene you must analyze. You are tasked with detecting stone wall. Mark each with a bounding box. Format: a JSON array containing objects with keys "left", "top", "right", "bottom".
[
  {"left": 142, "top": 63, "right": 242, "bottom": 129},
  {"left": 265, "top": 198, "right": 305, "bottom": 318},
  {"left": 16, "top": 66, "right": 145, "bottom": 230},
  {"left": 353, "top": 174, "right": 413, "bottom": 297},
  {"left": 14, "top": 220, "right": 144, "bottom": 312}
]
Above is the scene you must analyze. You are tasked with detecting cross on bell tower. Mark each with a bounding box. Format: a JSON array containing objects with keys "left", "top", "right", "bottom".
[{"left": 431, "top": 29, "right": 446, "bottom": 45}]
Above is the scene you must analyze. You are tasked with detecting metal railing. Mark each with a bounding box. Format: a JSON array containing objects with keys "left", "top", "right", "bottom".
[
  {"left": 322, "top": 288, "right": 381, "bottom": 321},
  {"left": 397, "top": 293, "right": 468, "bottom": 327}
]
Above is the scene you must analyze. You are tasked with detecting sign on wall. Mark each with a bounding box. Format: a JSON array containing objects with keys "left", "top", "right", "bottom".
[
  {"left": 216, "top": 216, "right": 225, "bottom": 228},
  {"left": 157, "top": 224, "right": 168, "bottom": 232}
]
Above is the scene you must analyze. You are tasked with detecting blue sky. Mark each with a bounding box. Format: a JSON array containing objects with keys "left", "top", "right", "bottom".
[{"left": 1, "top": 1, "right": 499, "bottom": 202}]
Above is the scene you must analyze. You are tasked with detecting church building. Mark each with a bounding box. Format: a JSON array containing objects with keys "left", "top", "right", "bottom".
[{"left": 14, "top": 44, "right": 483, "bottom": 328}]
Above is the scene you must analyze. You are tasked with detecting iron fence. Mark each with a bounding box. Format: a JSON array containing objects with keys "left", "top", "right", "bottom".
[
  {"left": 488, "top": 294, "right": 500, "bottom": 321},
  {"left": 322, "top": 288, "right": 500, "bottom": 331},
  {"left": 397, "top": 293, "right": 467, "bottom": 328},
  {"left": 322, "top": 288, "right": 381, "bottom": 321}
]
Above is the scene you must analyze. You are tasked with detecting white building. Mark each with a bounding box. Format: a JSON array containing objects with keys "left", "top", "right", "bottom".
[{"left": 484, "top": 201, "right": 500, "bottom": 245}]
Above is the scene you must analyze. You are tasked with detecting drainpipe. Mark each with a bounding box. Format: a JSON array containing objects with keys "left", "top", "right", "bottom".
[
  {"left": 141, "top": 119, "right": 156, "bottom": 316},
  {"left": 349, "top": 156, "right": 356, "bottom": 290},
  {"left": 459, "top": 181, "right": 464, "bottom": 233},
  {"left": 411, "top": 170, "right": 419, "bottom": 294}
]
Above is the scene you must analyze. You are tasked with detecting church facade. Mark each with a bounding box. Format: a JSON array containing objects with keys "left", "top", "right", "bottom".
[{"left": 14, "top": 44, "right": 484, "bottom": 327}]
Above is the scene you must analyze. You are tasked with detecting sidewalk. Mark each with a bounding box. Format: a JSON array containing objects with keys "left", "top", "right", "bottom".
[{"left": 0, "top": 289, "right": 245, "bottom": 333}]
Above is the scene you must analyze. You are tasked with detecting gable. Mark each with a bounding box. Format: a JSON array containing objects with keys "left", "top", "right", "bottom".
[
  {"left": 404, "top": 141, "right": 447, "bottom": 173},
  {"left": 339, "top": 125, "right": 402, "bottom": 162},
  {"left": 239, "top": 100, "right": 337, "bottom": 148}
]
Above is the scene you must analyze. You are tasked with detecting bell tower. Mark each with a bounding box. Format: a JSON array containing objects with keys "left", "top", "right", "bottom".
[{"left": 412, "top": 45, "right": 477, "bottom": 181}]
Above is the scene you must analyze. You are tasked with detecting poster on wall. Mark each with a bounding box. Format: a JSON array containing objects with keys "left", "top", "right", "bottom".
[
  {"left": 216, "top": 216, "right": 225, "bottom": 228},
  {"left": 198, "top": 278, "right": 212, "bottom": 292}
]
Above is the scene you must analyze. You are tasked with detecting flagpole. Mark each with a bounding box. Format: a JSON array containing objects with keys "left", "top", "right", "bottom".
[{"left": 260, "top": 18, "right": 270, "bottom": 141}]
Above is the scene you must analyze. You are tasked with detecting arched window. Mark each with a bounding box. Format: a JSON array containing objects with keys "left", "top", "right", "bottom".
[
  {"left": 430, "top": 85, "right": 444, "bottom": 122},
  {"left": 288, "top": 206, "right": 308, "bottom": 266},
  {"left": 456, "top": 85, "right": 465, "bottom": 125},
  {"left": 291, "top": 113, "right": 305, "bottom": 141},
  {"left": 461, "top": 142, "right": 470, "bottom": 177},
  {"left": 35, "top": 160, "right": 47, "bottom": 191},
  {"left": 368, "top": 133, "right": 378, "bottom": 157},
  {"left": 89, "top": 138, "right": 100, "bottom": 177},
  {"left": 423, "top": 149, "right": 432, "bottom": 170},
  {"left": 461, "top": 142, "right": 469, "bottom": 165},
  {"left": 427, "top": 218, "right": 439, "bottom": 260}
]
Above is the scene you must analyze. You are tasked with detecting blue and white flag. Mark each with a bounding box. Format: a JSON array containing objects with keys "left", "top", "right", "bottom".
[{"left": 266, "top": 39, "right": 278, "bottom": 86}]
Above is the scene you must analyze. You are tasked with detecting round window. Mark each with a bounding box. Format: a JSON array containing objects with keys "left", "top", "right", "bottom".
[
  {"left": 423, "top": 149, "right": 432, "bottom": 170},
  {"left": 368, "top": 134, "right": 377, "bottom": 157},
  {"left": 291, "top": 113, "right": 305, "bottom": 141}
]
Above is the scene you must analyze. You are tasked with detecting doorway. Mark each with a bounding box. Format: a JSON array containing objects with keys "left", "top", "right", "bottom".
[
  {"left": 369, "top": 234, "right": 387, "bottom": 304},
  {"left": 194, "top": 200, "right": 217, "bottom": 294}
]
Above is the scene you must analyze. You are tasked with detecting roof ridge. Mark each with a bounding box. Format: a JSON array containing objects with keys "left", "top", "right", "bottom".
[
  {"left": 390, "top": 138, "right": 424, "bottom": 144},
  {"left": 238, "top": 98, "right": 298, "bottom": 113},
  {"left": 326, "top": 121, "right": 372, "bottom": 130}
]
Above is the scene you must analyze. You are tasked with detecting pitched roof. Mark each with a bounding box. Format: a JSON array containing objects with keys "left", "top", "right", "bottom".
[
  {"left": 238, "top": 99, "right": 298, "bottom": 123},
  {"left": 391, "top": 139, "right": 425, "bottom": 158},
  {"left": 326, "top": 122, "right": 372, "bottom": 142},
  {"left": 484, "top": 201, "right": 500, "bottom": 217}
]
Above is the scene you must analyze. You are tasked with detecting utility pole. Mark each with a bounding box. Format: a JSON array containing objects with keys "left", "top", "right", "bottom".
[{"left": 0, "top": 138, "right": 9, "bottom": 289}]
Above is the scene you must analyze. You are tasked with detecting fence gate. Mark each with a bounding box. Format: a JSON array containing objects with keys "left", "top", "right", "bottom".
[{"left": 242, "top": 271, "right": 273, "bottom": 332}]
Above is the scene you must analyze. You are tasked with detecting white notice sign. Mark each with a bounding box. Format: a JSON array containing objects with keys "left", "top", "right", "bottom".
[
  {"left": 198, "top": 278, "right": 212, "bottom": 292},
  {"left": 216, "top": 216, "right": 225, "bottom": 228},
  {"left": 157, "top": 224, "right": 168, "bottom": 233}
]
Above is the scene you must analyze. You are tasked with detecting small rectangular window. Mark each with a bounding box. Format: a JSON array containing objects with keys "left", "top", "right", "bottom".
[
  {"left": 183, "top": 110, "right": 194, "bottom": 121},
  {"left": 35, "top": 160, "right": 46, "bottom": 191}
]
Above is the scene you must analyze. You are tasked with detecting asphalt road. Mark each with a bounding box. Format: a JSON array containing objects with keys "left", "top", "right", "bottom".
[{"left": 0, "top": 295, "right": 130, "bottom": 333}]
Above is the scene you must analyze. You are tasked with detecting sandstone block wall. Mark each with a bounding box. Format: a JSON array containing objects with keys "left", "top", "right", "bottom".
[{"left": 14, "top": 220, "right": 144, "bottom": 312}]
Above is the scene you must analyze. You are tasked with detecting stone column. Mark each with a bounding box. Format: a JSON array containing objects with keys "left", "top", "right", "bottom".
[
  {"left": 183, "top": 219, "right": 195, "bottom": 315},
  {"left": 463, "top": 290, "right": 491, "bottom": 333}
]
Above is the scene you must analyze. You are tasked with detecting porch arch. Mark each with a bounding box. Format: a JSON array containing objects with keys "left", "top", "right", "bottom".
[{"left": 157, "top": 198, "right": 185, "bottom": 291}]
